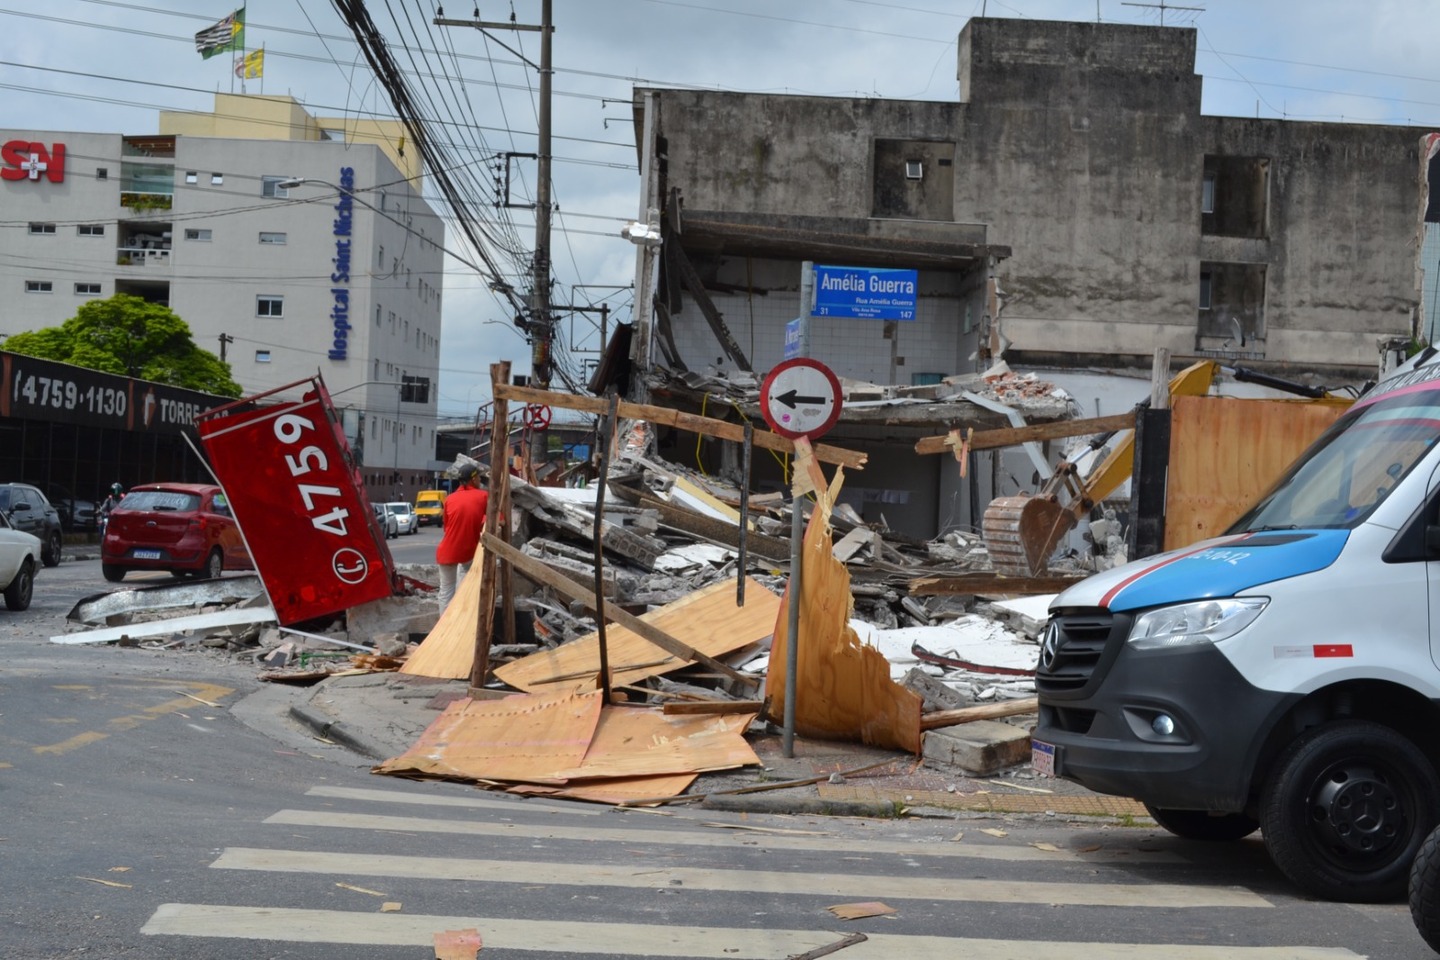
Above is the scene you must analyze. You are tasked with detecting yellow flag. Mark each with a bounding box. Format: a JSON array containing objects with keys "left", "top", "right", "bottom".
[{"left": 234, "top": 49, "right": 264, "bottom": 80}]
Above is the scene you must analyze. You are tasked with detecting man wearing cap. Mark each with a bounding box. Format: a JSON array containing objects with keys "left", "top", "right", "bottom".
[{"left": 435, "top": 462, "right": 489, "bottom": 611}]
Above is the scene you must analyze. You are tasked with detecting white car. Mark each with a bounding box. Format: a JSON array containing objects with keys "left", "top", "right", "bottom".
[
  {"left": 384, "top": 502, "right": 417, "bottom": 535},
  {"left": 0, "top": 508, "right": 41, "bottom": 611}
]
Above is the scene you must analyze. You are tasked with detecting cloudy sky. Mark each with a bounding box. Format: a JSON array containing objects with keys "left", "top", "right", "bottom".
[{"left": 2, "top": 0, "right": 1437, "bottom": 417}]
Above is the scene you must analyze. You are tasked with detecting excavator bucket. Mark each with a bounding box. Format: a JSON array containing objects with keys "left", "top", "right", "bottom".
[{"left": 981, "top": 495, "right": 1077, "bottom": 578}]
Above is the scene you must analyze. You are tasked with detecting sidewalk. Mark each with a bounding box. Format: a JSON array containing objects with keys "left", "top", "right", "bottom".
[{"left": 282, "top": 670, "right": 1146, "bottom": 821}]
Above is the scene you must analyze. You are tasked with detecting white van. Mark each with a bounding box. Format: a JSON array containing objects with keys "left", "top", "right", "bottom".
[{"left": 1034, "top": 350, "right": 1440, "bottom": 903}]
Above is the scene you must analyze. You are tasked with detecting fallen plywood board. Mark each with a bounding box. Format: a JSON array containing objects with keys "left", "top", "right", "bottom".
[
  {"left": 50, "top": 605, "right": 278, "bottom": 645},
  {"left": 766, "top": 457, "right": 923, "bottom": 754},
  {"left": 373, "top": 688, "right": 602, "bottom": 783},
  {"left": 493, "top": 578, "right": 778, "bottom": 694},
  {"left": 400, "top": 554, "right": 484, "bottom": 679},
  {"left": 374, "top": 690, "right": 757, "bottom": 805}
]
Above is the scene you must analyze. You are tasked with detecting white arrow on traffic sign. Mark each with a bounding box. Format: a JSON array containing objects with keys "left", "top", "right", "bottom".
[{"left": 760, "top": 358, "right": 843, "bottom": 441}]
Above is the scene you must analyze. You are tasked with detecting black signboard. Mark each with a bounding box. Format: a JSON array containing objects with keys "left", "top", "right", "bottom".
[{"left": 0, "top": 350, "right": 234, "bottom": 436}]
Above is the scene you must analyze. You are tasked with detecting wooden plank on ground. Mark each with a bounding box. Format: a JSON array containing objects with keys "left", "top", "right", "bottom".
[
  {"left": 921, "top": 696, "right": 1039, "bottom": 731},
  {"left": 908, "top": 573, "right": 1084, "bottom": 597},
  {"left": 493, "top": 572, "right": 777, "bottom": 693},
  {"left": 401, "top": 554, "right": 484, "bottom": 679}
]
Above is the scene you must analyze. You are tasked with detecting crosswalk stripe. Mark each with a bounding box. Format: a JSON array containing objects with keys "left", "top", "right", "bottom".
[
  {"left": 212, "top": 846, "right": 1269, "bottom": 908},
  {"left": 142, "top": 904, "right": 1356, "bottom": 958},
  {"left": 267, "top": 808, "right": 1183, "bottom": 864},
  {"left": 305, "top": 784, "right": 605, "bottom": 815}
]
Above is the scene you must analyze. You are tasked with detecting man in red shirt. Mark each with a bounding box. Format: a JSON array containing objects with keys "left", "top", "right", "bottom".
[{"left": 435, "top": 462, "right": 488, "bottom": 611}]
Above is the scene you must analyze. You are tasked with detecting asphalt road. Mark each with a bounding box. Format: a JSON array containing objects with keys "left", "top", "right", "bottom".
[{"left": 3, "top": 536, "right": 1439, "bottom": 958}]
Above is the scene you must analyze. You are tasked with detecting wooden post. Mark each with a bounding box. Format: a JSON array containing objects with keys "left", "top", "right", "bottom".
[
  {"left": 592, "top": 391, "right": 620, "bottom": 704},
  {"left": 737, "top": 421, "right": 752, "bottom": 607},
  {"left": 470, "top": 361, "right": 510, "bottom": 695}
]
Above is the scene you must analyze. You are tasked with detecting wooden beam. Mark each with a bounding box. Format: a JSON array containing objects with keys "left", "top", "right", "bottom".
[
  {"left": 670, "top": 240, "right": 751, "bottom": 370},
  {"left": 482, "top": 532, "right": 759, "bottom": 689},
  {"left": 662, "top": 700, "right": 765, "bottom": 716},
  {"left": 920, "top": 697, "right": 1039, "bottom": 731},
  {"left": 908, "top": 574, "right": 1084, "bottom": 596},
  {"left": 471, "top": 361, "right": 510, "bottom": 692},
  {"left": 494, "top": 382, "right": 867, "bottom": 470},
  {"left": 914, "top": 411, "right": 1136, "bottom": 456}
]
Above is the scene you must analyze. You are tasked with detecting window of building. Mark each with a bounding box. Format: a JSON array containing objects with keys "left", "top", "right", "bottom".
[
  {"left": 377, "top": 245, "right": 384, "bottom": 267},
  {"left": 28, "top": 222, "right": 55, "bottom": 235},
  {"left": 185, "top": 171, "right": 198, "bottom": 184},
  {"left": 257, "top": 295, "right": 284, "bottom": 317},
  {"left": 1196, "top": 261, "right": 1267, "bottom": 351},
  {"left": 75, "top": 282, "right": 101, "bottom": 296},
  {"left": 185, "top": 228, "right": 212, "bottom": 241},
  {"left": 25, "top": 281, "right": 53, "bottom": 293},
  {"left": 255, "top": 350, "right": 272, "bottom": 363},
  {"left": 210, "top": 173, "right": 224, "bottom": 185},
  {"left": 258, "top": 231, "right": 287, "bottom": 245},
  {"left": 96, "top": 167, "right": 108, "bottom": 180},
  {"left": 904, "top": 159, "right": 924, "bottom": 180},
  {"left": 261, "top": 176, "right": 289, "bottom": 199},
  {"left": 1201, "top": 156, "right": 1269, "bottom": 238},
  {"left": 77, "top": 224, "right": 104, "bottom": 237},
  {"left": 375, "top": 304, "right": 381, "bottom": 328}
]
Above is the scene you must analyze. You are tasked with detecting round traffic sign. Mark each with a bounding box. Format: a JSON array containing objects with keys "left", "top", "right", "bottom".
[{"left": 759, "top": 358, "right": 843, "bottom": 440}]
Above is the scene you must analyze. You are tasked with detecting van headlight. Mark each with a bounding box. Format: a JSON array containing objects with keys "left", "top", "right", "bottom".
[{"left": 1128, "top": 598, "right": 1268, "bottom": 650}]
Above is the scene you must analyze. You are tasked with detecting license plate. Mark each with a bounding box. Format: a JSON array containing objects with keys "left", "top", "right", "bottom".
[
  {"left": 132, "top": 549, "right": 162, "bottom": 560},
  {"left": 1032, "top": 739, "right": 1056, "bottom": 778}
]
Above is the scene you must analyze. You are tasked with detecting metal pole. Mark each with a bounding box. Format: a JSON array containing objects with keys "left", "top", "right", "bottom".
[
  {"left": 782, "top": 485, "right": 803, "bottom": 758},
  {"left": 736, "top": 421, "right": 751, "bottom": 607},
  {"left": 799, "top": 261, "right": 814, "bottom": 358},
  {"left": 592, "top": 391, "right": 619, "bottom": 704}
]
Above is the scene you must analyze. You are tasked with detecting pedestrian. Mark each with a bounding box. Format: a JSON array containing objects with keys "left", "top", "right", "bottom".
[{"left": 435, "top": 462, "right": 488, "bottom": 611}]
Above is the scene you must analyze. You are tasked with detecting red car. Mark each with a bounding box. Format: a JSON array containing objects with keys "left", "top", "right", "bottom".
[{"left": 101, "top": 483, "right": 253, "bottom": 582}]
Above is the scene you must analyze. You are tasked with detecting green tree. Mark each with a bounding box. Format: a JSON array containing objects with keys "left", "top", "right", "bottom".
[{"left": 5, "top": 294, "right": 242, "bottom": 397}]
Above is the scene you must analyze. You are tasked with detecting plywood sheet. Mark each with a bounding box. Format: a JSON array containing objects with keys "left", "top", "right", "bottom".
[
  {"left": 494, "top": 578, "right": 779, "bottom": 693},
  {"left": 372, "top": 688, "right": 601, "bottom": 783},
  {"left": 767, "top": 471, "right": 923, "bottom": 754},
  {"left": 505, "top": 773, "right": 698, "bottom": 805},
  {"left": 1164, "top": 396, "right": 1350, "bottom": 550},
  {"left": 552, "top": 708, "right": 759, "bottom": 780},
  {"left": 400, "top": 550, "right": 484, "bottom": 679}
]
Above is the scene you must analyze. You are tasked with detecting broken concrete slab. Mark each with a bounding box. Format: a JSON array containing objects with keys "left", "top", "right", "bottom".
[
  {"left": 921, "top": 719, "right": 1031, "bottom": 775},
  {"left": 66, "top": 574, "right": 266, "bottom": 626},
  {"left": 51, "top": 605, "right": 279, "bottom": 645}
]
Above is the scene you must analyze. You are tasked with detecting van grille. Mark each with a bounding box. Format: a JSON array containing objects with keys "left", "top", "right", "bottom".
[{"left": 1036, "top": 609, "right": 1122, "bottom": 696}]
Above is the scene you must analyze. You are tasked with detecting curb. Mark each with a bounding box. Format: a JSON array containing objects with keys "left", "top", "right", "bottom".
[
  {"left": 287, "top": 704, "right": 391, "bottom": 761},
  {"left": 701, "top": 794, "right": 901, "bottom": 818}
]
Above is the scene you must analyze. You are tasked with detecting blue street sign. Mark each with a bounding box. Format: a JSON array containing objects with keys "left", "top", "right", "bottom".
[
  {"left": 783, "top": 318, "right": 803, "bottom": 359},
  {"left": 812, "top": 264, "right": 918, "bottom": 320}
]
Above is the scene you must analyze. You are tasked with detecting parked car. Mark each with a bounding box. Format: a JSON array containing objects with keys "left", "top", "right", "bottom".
[
  {"left": 100, "top": 483, "right": 253, "bottom": 582},
  {"left": 373, "top": 502, "right": 399, "bottom": 539},
  {"left": 0, "top": 482, "right": 63, "bottom": 568},
  {"left": 0, "top": 509, "right": 40, "bottom": 611},
  {"left": 46, "top": 485, "right": 99, "bottom": 534},
  {"left": 414, "top": 489, "right": 446, "bottom": 526},
  {"left": 384, "top": 501, "right": 417, "bottom": 535}
]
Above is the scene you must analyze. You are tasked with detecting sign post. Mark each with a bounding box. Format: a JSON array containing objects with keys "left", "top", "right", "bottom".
[{"left": 760, "top": 357, "right": 843, "bottom": 757}]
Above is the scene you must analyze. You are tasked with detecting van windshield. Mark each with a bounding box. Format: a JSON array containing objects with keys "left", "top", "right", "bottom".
[{"left": 1229, "top": 386, "right": 1440, "bottom": 533}]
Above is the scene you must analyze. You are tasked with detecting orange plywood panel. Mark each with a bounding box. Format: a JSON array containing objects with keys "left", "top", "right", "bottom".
[
  {"left": 1164, "top": 396, "right": 1349, "bottom": 550},
  {"left": 400, "top": 550, "right": 484, "bottom": 680},
  {"left": 767, "top": 474, "right": 923, "bottom": 754},
  {"left": 551, "top": 708, "right": 759, "bottom": 780},
  {"left": 372, "top": 688, "right": 601, "bottom": 783},
  {"left": 493, "top": 578, "right": 779, "bottom": 693},
  {"left": 505, "top": 773, "right": 699, "bottom": 805}
]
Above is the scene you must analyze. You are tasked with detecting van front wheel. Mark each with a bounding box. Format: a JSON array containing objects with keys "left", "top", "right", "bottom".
[{"left": 1261, "top": 720, "right": 1440, "bottom": 902}]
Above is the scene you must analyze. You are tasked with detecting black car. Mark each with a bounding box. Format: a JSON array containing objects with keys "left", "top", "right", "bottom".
[
  {"left": 46, "top": 484, "right": 99, "bottom": 533},
  {"left": 0, "top": 483, "right": 63, "bottom": 567}
]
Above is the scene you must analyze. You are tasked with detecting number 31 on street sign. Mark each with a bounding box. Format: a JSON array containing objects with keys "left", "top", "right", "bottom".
[{"left": 760, "top": 358, "right": 843, "bottom": 441}]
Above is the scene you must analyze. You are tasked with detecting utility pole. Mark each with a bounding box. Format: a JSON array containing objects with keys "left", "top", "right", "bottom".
[
  {"left": 218, "top": 333, "right": 232, "bottom": 362},
  {"left": 437, "top": 1, "right": 554, "bottom": 471}
]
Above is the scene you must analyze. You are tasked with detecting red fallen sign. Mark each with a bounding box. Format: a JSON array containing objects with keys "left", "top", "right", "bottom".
[{"left": 196, "top": 376, "right": 395, "bottom": 624}]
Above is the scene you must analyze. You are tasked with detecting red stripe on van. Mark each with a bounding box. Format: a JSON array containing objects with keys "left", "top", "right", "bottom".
[
  {"left": 1099, "top": 534, "right": 1252, "bottom": 609},
  {"left": 1313, "top": 644, "right": 1353, "bottom": 658}
]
